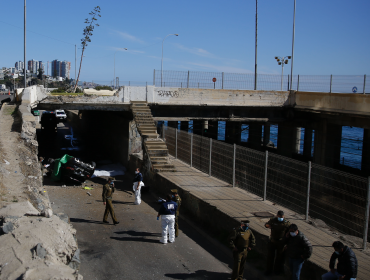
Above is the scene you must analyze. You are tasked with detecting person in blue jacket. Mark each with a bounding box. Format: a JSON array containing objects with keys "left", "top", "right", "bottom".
[{"left": 157, "top": 194, "right": 177, "bottom": 244}]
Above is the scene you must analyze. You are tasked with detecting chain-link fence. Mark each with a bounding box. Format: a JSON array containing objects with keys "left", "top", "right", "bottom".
[
  {"left": 163, "top": 126, "right": 370, "bottom": 247},
  {"left": 154, "top": 70, "right": 369, "bottom": 94}
]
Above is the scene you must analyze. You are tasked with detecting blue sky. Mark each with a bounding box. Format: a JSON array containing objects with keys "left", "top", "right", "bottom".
[{"left": 1, "top": 0, "right": 369, "bottom": 83}]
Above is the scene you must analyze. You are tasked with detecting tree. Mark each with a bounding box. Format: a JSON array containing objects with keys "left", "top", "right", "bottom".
[
  {"left": 73, "top": 6, "right": 101, "bottom": 93},
  {"left": 37, "top": 68, "right": 44, "bottom": 80}
]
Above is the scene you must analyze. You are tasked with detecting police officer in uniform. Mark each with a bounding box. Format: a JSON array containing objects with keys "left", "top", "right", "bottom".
[
  {"left": 102, "top": 177, "right": 119, "bottom": 225},
  {"left": 171, "top": 189, "right": 181, "bottom": 237},
  {"left": 265, "top": 210, "right": 291, "bottom": 275},
  {"left": 229, "top": 220, "right": 256, "bottom": 280}
]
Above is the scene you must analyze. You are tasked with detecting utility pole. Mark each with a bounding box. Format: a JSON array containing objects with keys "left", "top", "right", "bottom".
[
  {"left": 290, "top": 0, "right": 296, "bottom": 90},
  {"left": 254, "top": 0, "right": 258, "bottom": 90},
  {"left": 75, "top": 44, "right": 77, "bottom": 85},
  {"left": 24, "top": 0, "right": 26, "bottom": 89}
]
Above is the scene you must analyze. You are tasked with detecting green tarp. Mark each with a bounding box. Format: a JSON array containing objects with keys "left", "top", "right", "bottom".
[{"left": 51, "top": 154, "right": 74, "bottom": 181}]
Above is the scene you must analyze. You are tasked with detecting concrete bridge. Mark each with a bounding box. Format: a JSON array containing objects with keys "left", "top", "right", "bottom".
[{"left": 21, "top": 85, "right": 370, "bottom": 175}]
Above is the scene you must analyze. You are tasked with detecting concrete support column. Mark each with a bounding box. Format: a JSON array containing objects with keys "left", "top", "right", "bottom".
[
  {"left": 192, "top": 120, "right": 203, "bottom": 135},
  {"left": 362, "top": 129, "right": 370, "bottom": 175},
  {"left": 225, "top": 121, "right": 241, "bottom": 144},
  {"left": 313, "top": 121, "right": 342, "bottom": 167},
  {"left": 167, "top": 121, "right": 178, "bottom": 129},
  {"left": 208, "top": 120, "right": 219, "bottom": 140},
  {"left": 303, "top": 128, "right": 313, "bottom": 158},
  {"left": 249, "top": 123, "right": 263, "bottom": 150},
  {"left": 277, "top": 123, "right": 299, "bottom": 157},
  {"left": 296, "top": 128, "right": 302, "bottom": 154},
  {"left": 180, "top": 121, "right": 188, "bottom": 132},
  {"left": 263, "top": 124, "right": 270, "bottom": 146}
]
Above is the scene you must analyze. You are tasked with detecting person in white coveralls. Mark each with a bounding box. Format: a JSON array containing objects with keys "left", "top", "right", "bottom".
[{"left": 133, "top": 168, "right": 144, "bottom": 205}]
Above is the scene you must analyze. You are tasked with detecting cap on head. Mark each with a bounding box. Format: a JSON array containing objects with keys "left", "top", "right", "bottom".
[
  {"left": 171, "top": 189, "right": 178, "bottom": 194},
  {"left": 277, "top": 210, "right": 284, "bottom": 216},
  {"left": 108, "top": 177, "right": 115, "bottom": 182},
  {"left": 241, "top": 220, "right": 250, "bottom": 224}
]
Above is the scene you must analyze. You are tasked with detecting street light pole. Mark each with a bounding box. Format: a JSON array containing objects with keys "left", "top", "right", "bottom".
[
  {"left": 275, "top": 56, "right": 291, "bottom": 91},
  {"left": 114, "top": 48, "right": 127, "bottom": 89},
  {"left": 24, "top": 0, "right": 26, "bottom": 90},
  {"left": 290, "top": 0, "right": 296, "bottom": 90},
  {"left": 161, "top": 34, "right": 178, "bottom": 87},
  {"left": 254, "top": 0, "right": 258, "bottom": 90}
]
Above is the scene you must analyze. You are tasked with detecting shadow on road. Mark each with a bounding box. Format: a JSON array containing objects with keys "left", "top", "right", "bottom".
[
  {"left": 110, "top": 236, "right": 160, "bottom": 244},
  {"left": 70, "top": 217, "right": 109, "bottom": 225},
  {"left": 114, "top": 230, "right": 161, "bottom": 237},
  {"left": 164, "top": 269, "right": 231, "bottom": 280}
]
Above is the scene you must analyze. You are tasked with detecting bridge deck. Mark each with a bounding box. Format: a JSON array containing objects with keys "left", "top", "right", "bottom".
[{"left": 160, "top": 157, "right": 370, "bottom": 280}]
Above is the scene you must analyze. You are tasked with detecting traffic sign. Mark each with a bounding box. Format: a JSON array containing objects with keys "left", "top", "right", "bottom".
[
  {"left": 212, "top": 78, "right": 217, "bottom": 83},
  {"left": 352, "top": 86, "right": 358, "bottom": 93}
]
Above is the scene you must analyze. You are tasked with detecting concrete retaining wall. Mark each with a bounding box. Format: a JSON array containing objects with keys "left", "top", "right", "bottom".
[
  {"left": 294, "top": 91, "right": 370, "bottom": 116},
  {"left": 122, "top": 86, "right": 290, "bottom": 107}
]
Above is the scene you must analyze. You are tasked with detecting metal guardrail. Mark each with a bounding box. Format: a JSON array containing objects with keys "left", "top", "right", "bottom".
[
  {"left": 154, "top": 70, "right": 369, "bottom": 94},
  {"left": 163, "top": 125, "right": 370, "bottom": 249}
]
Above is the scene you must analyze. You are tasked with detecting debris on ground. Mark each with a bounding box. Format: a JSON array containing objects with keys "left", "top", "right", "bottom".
[{"left": 91, "top": 163, "right": 126, "bottom": 178}]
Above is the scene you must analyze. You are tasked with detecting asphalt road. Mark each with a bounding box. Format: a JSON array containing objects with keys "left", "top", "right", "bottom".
[
  {"left": 0, "top": 93, "right": 13, "bottom": 103},
  {"left": 47, "top": 174, "right": 235, "bottom": 280}
]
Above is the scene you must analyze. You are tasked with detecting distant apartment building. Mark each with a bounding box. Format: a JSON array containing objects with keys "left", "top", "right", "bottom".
[
  {"left": 27, "top": 59, "right": 43, "bottom": 74},
  {"left": 15, "top": 61, "right": 24, "bottom": 72},
  {"left": 51, "top": 59, "right": 71, "bottom": 79}
]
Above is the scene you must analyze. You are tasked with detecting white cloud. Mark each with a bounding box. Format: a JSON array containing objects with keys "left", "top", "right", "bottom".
[
  {"left": 174, "top": 43, "right": 214, "bottom": 58},
  {"left": 115, "top": 31, "right": 145, "bottom": 44}
]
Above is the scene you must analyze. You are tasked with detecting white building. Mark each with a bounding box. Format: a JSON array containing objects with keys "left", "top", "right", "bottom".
[{"left": 15, "top": 61, "right": 25, "bottom": 72}]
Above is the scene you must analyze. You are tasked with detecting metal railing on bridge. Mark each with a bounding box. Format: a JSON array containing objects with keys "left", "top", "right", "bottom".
[
  {"left": 162, "top": 125, "right": 370, "bottom": 248},
  {"left": 154, "top": 70, "right": 369, "bottom": 94}
]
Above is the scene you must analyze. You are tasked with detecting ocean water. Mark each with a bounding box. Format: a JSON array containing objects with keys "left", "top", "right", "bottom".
[{"left": 164, "top": 121, "right": 364, "bottom": 170}]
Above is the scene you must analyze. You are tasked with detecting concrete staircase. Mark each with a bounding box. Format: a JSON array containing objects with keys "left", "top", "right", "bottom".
[{"left": 131, "top": 101, "right": 176, "bottom": 172}]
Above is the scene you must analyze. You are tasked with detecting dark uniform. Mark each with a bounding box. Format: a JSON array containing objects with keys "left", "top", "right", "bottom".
[
  {"left": 102, "top": 179, "right": 118, "bottom": 224},
  {"left": 265, "top": 217, "right": 291, "bottom": 274},
  {"left": 228, "top": 220, "right": 256, "bottom": 280},
  {"left": 171, "top": 189, "right": 181, "bottom": 237}
]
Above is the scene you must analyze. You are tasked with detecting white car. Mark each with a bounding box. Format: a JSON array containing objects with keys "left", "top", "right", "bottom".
[{"left": 55, "top": 110, "right": 67, "bottom": 122}]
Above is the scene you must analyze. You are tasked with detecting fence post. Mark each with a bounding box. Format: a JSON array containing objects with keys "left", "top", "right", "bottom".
[
  {"left": 232, "top": 144, "right": 236, "bottom": 187},
  {"left": 162, "top": 123, "right": 165, "bottom": 139},
  {"left": 153, "top": 69, "right": 155, "bottom": 86},
  {"left": 181, "top": 82, "right": 182, "bottom": 88},
  {"left": 297, "top": 74, "right": 300, "bottom": 91},
  {"left": 263, "top": 150, "right": 269, "bottom": 201},
  {"left": 190, "top": 134, "right": 193, "bottom": 167},
  {"left": 305, "top": 161, "right": 312, "bottom": 221},
  {"left": 330, "top": 75, "right": 332, "bottom": 93},
  {"left": 364, "top": 74, "right": 367, "bottom": 95},
  {"left": 363, "top": 176, "right": 370, "bottom": 249},
  {"left": 287, "top": 74, "right": 290, "bottom": 91},
  {"left": 222, "top": 72, "right": 224, "bottom": 89},
  {"left": 175, "top": 129, "right": 178, "bottom": 159},
  {"left": 187, "top": 71, "right": 190, "bottom": 88},
  {"left": 209, "top": 138, "right": 212, "bottom": 177}
]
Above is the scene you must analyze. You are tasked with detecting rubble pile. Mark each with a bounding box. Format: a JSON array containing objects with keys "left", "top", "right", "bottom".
[
  {"left": 0, "top": 103, "right": 83, "bottom": 280},
  {"left": 0, "top": 202, "right": 82, "bottom": 280}
]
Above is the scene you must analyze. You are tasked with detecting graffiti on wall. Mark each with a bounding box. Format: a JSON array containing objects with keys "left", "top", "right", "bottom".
[{"left": 157, "top": 90, "right": 179, "bottom": 98}]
